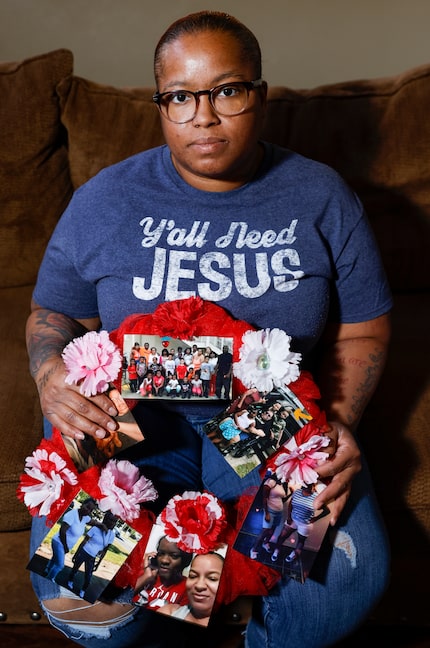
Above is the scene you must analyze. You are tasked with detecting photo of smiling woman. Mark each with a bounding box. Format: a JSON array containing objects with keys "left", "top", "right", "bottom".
[{"left": 158, "top": 552, "right": 224, "bottom": 627}]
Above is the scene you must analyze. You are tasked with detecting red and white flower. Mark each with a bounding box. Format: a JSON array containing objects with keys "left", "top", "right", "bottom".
[
  {"left": 274, "top": 435, "right": 331, "bottom": 486},
  {"left": 18, "top": 446, "right": 78, "bottom": 518},
  {"left": 157, "top": 491, "right": 226, "bottom": 554},
  {"left": 62, "top": 330, "right": 122, "bottom": 397},
  {"left": 98, "top": 459, "right": 158, "bottom": 522},
  {"left": 233, "top": 328, "right": 302, "bottom": 393}
]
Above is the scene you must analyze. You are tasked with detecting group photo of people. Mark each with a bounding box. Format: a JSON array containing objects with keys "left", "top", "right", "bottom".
[
  {"left": 133, "top": 525, "right": 226, "bottom": 627},
  {"left": 203, "top": 386, "right": 311, "bottom": 478},
  {"left": 233, "top": 471, "right": 331, "bottom": 584},
  {"left": 28, "top": 491, "right": 142, "bottom": 603},
  {"left": 121, "top": 334, "right": 233, "bottom": 401}
]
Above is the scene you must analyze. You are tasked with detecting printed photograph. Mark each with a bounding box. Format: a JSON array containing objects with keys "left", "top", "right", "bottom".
[
  {"left": 121, "top": 334, "right": 234, "bottom": 402},
  {"left": 203, "top": 386, "right": 312, "bottom": 478},
  {"left": 62, "top": 387, "right": 145, "bottom": 472},
  {"left": 233, "top": 472, "right": 331, "bottom": 583},
  {"left": 132, "top": 523, "right": 227, "bottom": 627},
  {"left": 27, "top": 490, "right": 142, "bottom": 603}
]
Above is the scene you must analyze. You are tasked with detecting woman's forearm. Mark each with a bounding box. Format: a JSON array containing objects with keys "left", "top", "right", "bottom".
[
  {"left": 316, "top": 315, "right": 391, "bottom": 431},
  {"left": 26, "top": 308, "right": 88, "bottom": 383},
  {"left": 25, "top": 306, "right": 117, "bottom": 442}
]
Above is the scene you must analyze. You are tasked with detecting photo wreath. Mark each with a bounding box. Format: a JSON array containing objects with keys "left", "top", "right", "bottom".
[{"left": 18, "top": 297, "right": 336, "bottom": 618}]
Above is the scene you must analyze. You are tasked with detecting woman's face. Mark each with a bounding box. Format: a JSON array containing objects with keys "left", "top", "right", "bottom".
[
  {"left": 156, "top": 30, "right": 267, "bottom": 191},
  {"left": 156, "top": 538, "right": 184, "bottom": 582},
  {"left": 186, "top": 553, "right": 223, "bottom": 617},
  {"left": 80, "top": 500, "right": 96, "bottom": 517}
]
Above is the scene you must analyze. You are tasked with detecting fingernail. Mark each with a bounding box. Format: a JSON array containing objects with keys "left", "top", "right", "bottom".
[
  {"left": 96, "top": 429, "right": 106, "bottom": 438},
  {"left": 75, "top": 431, "right": 85, "bottom": 440},
  {"left": 108, "top": 407, "right": 117, "bottom": 416},
  {"left": 107, "top": 421, "right": 117, "bottom": 431}
]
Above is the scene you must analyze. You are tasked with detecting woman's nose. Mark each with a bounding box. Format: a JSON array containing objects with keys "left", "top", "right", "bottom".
[
  {"left": 194, "top": 576, "right": 207, "bottom": 590},
  {"left": 193, "top": 94, "right": 220, "bottom": 127}
]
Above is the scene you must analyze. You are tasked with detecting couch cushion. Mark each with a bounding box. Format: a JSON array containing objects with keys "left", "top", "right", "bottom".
[
  {"left": 360, "top": 292, "right": 430, "bottom": 536},
  {"left": 57, "top": 76, "right": 165, "bottom": 189},
  {"left": 0, "top": 286, "right": 43, "bottom": 531},
  {"left": 0, "top": 49, "right": 74, "bottom": 289},
  {"left": 263, "top": 64, "right": 430, "bottom": 292}
]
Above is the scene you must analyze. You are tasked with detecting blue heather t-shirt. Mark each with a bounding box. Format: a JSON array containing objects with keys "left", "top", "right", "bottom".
[{"left": 33, "top": 143, "right": 392, "bottom": 355}]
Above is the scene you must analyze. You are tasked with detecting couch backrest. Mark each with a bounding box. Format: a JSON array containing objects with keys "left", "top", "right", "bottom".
[
  {"left": 57, "top": 63, "right": 430, "bottom": 294},
  {"left": 2, "top": 48, "right": 429, "bottom": 293},
  {"left": 0, "top": 49, "right": 73, "bottom": 289},
  {"left": 263, "top": 67, "right": 430, "bottom": 293}
]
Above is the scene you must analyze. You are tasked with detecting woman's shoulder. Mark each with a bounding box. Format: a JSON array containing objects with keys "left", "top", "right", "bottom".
[
  {"left": 262, "top": 141, "right": 351, "bottom": 191},
  {"left": 72, "top": 145, "right": 167, "bottom": 203},
  {"left": 157, "top": 602, "right": 181, "bottom": 616}
]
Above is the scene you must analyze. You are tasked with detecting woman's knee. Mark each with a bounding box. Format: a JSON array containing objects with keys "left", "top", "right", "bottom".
[{"left": 43, "top": 596, "right": 135, "bottom": 624}]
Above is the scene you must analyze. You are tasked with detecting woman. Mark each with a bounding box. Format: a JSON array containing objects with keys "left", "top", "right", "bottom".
[
  {"left": 249, "top": 474, "right": 290, "bottom": 560},
  {"left": 45, "top": 497, "right": 97, "bottom": 582},
  {"left": 26, "top": 10, "right": 391, "bottom": 648},
  {"left": 67, "top": 511, "right": 117, "bottom": 599},
  {"left": 158, "top": 552, "right": 224, "bottom": 626},
  {"left": 133, "top": 536, "right": 191, "bottom": 609}
]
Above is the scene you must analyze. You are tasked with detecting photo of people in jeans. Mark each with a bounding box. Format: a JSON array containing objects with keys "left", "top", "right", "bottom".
[{"left": 203, "top": 386, "right": 310, "bottom": 478}]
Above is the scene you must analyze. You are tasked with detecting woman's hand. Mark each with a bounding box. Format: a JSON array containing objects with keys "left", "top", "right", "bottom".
[
  {"left": 36, "top": 355, "right": 119, "bottom": 441},
  {"left": 26, "top": 306, "right": 119, "bottom": 441},
  {"left": 313, "top": 421, "right": 362, "bottom": 526}
]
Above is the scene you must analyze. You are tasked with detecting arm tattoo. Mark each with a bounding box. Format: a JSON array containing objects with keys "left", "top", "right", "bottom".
[
  {"left": 27, "top": 309, "right": 88, "bottom": 379},
  {"left": 348, "top": 349, "right": 385, "bottom": 423}
]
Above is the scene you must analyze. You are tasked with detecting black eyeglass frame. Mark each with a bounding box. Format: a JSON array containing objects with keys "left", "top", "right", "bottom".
[{"left": 152, "top": 79, "right": 264, "bottom": 123}]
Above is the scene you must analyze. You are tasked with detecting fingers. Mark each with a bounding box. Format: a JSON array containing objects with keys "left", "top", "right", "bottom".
[
  {"left": 321, "top": 424, "right": 338, "bottom": 458},
  {"left": 40, "top": 370, "right": 119, "bottom": 440},
  {"left": 46, "top": 396, "right": 118, "bottom": 440},
  {"left": 315, "top": 478, "right": 352, "bottom": 526},
  {"left": 314, "top": 421, "right": 362, "bottom": 525}
]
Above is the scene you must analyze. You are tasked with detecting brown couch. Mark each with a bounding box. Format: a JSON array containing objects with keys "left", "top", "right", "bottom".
[{"left": 1, "top": 49, "right": 429, "bottom": 631}]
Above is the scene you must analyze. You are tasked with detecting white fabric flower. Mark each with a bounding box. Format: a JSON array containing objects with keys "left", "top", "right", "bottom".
[
  {"left": 274, "top": 435, "right": 330, "bottom": 486},
  {"left": 233, "top": 328, "right": 302, "bottom": 392}
]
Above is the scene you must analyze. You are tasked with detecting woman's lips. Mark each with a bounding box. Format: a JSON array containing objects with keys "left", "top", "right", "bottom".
[
  {"left": 189, "top": 137, "right": 226, "bottom": 152},
  {"left": 190, "top": 592, "right": 210, "bottom": 603}
]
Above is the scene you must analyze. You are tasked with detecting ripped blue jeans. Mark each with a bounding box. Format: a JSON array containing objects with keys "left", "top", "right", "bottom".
[{"left": 30, "top": 404, "right": 390, "bottom": 647}]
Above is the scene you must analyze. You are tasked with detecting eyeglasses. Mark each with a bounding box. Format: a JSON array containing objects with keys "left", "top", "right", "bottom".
[{"left": 153, "top": 79, "right": 264, "bottom": 124}]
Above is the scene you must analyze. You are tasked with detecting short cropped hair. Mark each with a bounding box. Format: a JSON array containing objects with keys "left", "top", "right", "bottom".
[{"left": 154, "top": 10, "right": 262, "bottom": 84}]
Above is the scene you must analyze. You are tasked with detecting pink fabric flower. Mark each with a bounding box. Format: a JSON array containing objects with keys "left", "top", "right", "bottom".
[
  {"left": 98, "top": 459, "right": 158, "bottom": 521},
  {"left": 18, "top": 447, "right": 78, "bottom": 518},
  {"left": 274, "top": 435, "right": 331, "bottom": 486},
  {"left": 62, "top": 330, "right": 122, "bottom": 397},
  {"left": 156, "top": 491, "right": 226, "bottom": 554}
]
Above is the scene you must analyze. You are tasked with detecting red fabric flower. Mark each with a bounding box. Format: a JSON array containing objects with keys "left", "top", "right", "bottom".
[{"left": 157, "top": 491, "right": 226, "bottom": 554}]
